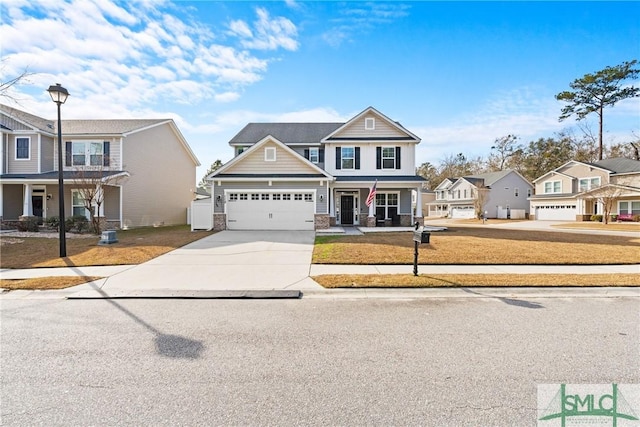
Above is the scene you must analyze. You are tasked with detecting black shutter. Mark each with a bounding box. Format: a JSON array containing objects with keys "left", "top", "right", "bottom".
[
  {"left": 335, "top": 146, "right": 341, "bottom": 170},
  {"left": 376, "top": 147, "right": 382, "bottom": 169},
  {"left": 319, "top": 148, "right": 324, "bottom": 163},
  {"left": 395, "top": 146, "right": 401, "bottom": 169},
  {"left": 355, "top": 147, "right": 360, "bottom": 169},
  {"left": 65, "top": 141, "right": 72, "bottom": 166},
  {"left": 304, "top": 148, "right": 309, "bottom": 160},
  {"left": 103, "top": 141, "right": 110, "bottom": 166}
]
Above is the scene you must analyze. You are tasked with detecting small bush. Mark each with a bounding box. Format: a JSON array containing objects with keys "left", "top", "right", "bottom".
[
  {"left": 634, "top": 214, "right": 640, "bottom": 222},
  {"left": 590, "top": 214, "right": 603, "bottom": 222},
  {"left": 17, "top": 216, "right": 40, "bottom": 232},
  {"left": 610, "top": 214, "right": 618, "bottom": 222},
  {"left": 46, "top": 216, "right": 74, "bottom": 232},
  {"left": 66, "top": 215, "right": 89, "bottom": 233}
]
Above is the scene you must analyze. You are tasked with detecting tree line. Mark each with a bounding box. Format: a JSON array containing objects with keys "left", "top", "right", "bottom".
[{"left": 417, "top": 59, "right": 639, "bottom": 189}]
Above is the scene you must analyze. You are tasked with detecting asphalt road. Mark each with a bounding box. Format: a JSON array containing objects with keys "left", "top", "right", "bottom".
[{"left": 1, "top": 296, "right": 638, "bottom": 426}]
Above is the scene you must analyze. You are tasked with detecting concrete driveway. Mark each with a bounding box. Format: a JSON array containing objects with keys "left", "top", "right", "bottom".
[{"left": 99, "top": 230, "right": 323, "bottom": 292}]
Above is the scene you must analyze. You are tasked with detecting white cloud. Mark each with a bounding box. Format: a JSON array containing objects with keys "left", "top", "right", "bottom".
[{"left": 229, "top": 7, "right": 299, "bottom": 51}]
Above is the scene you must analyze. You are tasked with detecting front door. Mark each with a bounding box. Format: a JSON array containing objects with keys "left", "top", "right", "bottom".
[
  {"left": 340, "top": 195, "right": 354, "bottom": 225},
  {"left": 32, "top": 195, "right": 44, "bottom": 220}
]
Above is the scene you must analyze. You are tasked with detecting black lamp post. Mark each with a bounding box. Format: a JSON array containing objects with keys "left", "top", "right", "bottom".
[{"left": 47, "top": 83, "right": 70, "bottom": 257}]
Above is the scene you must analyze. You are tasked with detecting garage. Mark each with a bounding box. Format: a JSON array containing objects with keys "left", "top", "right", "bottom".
[
  {"left": 451, "top": 206, "right": 476, "bottom": 219},
  {"left": 534, "top": 205, "right": 577, "bottom": 221},
  {"left": 226, "top": 191, "right": 315, "bottom": 230}
]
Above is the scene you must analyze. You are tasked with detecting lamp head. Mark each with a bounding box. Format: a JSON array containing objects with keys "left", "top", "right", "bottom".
[{"left": 47, "top": 83, "right": 69, "bottom": 105}]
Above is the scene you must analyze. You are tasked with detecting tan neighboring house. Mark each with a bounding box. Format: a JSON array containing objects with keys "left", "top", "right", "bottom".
[
  {"left": 425, "top": 170, "right": 533, "bottom": 219},
  {"left": 529, "top": 158, "right": 640, "bottom": 221},
  {"left": 1, "top": 104, "right": 200, "bottom": 229}
]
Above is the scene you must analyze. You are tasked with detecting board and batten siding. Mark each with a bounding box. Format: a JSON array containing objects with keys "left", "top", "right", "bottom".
[
  {"left": 323, "top": 142, "right": 415, "bottom": 176},
  {"left": 121, "top": 123, "right": 196, "bottom": 227},
  {"left": 224, "top": 141, "right": 312, "bottom": 175},
  {"left": 212, "top": 180, "right": 328, "bottom": 215}
]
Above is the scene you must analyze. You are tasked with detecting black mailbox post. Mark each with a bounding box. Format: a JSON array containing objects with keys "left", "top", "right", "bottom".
[{"left": 412, "top": 222, "right": 430, "bottom": 276}]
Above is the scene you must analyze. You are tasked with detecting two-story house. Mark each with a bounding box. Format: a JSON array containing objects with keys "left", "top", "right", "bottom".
[
  {"left": 1, "top": 104, "right": 200, "bottom": 229},
  {"left": 425, "top": 170, "right": 533, "bottom": 219},
  {"left": 530, "top": 158, "right": 640, "bottom": 221},
  {"left": 204, "top": 107, "right": 425, "bottom": 230}
]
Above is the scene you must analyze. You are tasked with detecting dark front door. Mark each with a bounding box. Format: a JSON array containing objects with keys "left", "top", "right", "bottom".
[
  {"left": 32, "top": 195, "right": 44, "bottom": 219},
  {"left": 341, "top": 195, "right": 354, "bottom": 225}
]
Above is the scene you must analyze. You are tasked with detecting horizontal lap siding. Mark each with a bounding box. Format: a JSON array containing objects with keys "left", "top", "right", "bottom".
[
  {"left": 40, "top": 136, "right": 54, "bottom": 172},
  {"left": 122, "top": 124, "right": 196, "bottom": 227},
  {"left": 336, "top": 113, "right": 407, "bottom": 138},
  {"left": 226, "top": 142, "right": 311, "bottom": 174},
  {"left": 7, "top": 133, "right": 39, "bottom": 174}
]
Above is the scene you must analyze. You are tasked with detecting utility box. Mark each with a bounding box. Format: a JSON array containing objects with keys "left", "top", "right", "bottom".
[
  {"left": 413, "top": 230, "right": 430, "bottom": 244},
  {"left": 98, "top": 230, "right": 118, "bottom": 245}
]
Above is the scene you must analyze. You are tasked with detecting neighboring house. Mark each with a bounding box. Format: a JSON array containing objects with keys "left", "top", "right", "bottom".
[
  {"left": 203, "top": 107, "right": 425, "bottom": 230},
  {"left": 530, "top": 158, "right": 640, "bottom": 221},
  {"left": 1, "top": 104, "right": 200, "bottom": 229},
  {"left": 426, "top": 170, "right": 533, "bottom": 219}
]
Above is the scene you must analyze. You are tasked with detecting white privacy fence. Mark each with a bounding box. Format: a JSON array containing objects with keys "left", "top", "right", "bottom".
[
  {"left": 190, "top": 199, "right": 213, "bottom": 230},
  {"left": 497, "top": 207, "right": 526, "bottom": 219}
]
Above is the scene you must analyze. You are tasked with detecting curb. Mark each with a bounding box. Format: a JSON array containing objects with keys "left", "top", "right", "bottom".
[{"left": 67, "top": 289, "right": 302, "bottom": 300}]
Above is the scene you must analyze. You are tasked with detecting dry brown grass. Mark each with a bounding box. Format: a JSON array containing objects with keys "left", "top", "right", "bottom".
[
  {"left": 552, "top": 222, "right": 640, "bottom": 231},
  {"left": 0, "top": 276, "right": 100, "bottom": 290},
  {"left": 0, "top": 225, "right": 214, "bottom": 269},
  {"left": 314, "top": 273, "right": 640, "bottom": 288},
  {"left": 313, "top": 228, "right": 640, "bottom": 264}
]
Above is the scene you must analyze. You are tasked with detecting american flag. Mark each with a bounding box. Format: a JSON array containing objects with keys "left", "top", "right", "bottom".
[{"left": 366, "top": 180, "right": 377, "bottom": 207}]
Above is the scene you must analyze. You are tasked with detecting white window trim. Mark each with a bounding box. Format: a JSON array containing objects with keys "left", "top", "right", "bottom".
[
  {"left": 15, "top": 136, "right": 30, "bottom": 160},
  {"left": 309, "top": 147, "right": 319, "bottom": 163},
  {"left": 70, "top": 141, "right": 105, "bottom": 167},
  {"left": 579, "top": 176, "right": 601, "bottom": 192},
  {"left": 365, "top": 117, "right": 375, "bottom": 130},
  {"left": 265, "top": 147, "right": 276, "bottom": 162},
  {"left": 71, "top": 189, "right": 90, "bottom": 219},
  {"left": 341, "top": 146, "right": 355, "bottom": 170},
  {"left": 381, "top": 147, "right": 395, "bottom": 169},
  {"left": 544, "top": 180, "right": 562, "bottom": 194}
]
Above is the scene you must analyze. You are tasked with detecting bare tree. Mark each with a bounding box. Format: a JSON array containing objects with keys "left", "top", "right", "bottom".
[
  {"left": 0, "top": 63, "right": 34, "bottom": 103},
  {"left": 489, "top": 134, "right": 520, "bottom": 170},
  {"left": 71, "top": 168, "right": 128, "bottom": 234},
  {"left": 472, "top": 187, "right": 490, "bottom": 219},
  {"left": 586, "top": 185, "right": 625, "bottom": 224}
]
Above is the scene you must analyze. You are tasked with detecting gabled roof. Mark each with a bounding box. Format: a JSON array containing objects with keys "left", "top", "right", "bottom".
[
  {"left": 229, "top": 123, "right": 342, "bottom": 145},
  {"left": 449, "top": 170, "right": 526, "bottom": 189},
  {"left": 591, "top": 158, "right": 640, "bottom": 174},
  {"left": 322, "top": 106, "right": 420, "bottom": 143},
  {"left": 210, "top": 134, "right": 333, "bottom": 179},
  {"left": 1, "top": 104, "right": 54, "bottom": 133},
  {"left": 58, "top": 119, "right": 169, "bottom": 135}
]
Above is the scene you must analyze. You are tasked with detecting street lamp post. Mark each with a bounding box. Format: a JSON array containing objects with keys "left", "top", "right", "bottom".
[{"left": 47, "top": 83, "right": 70, "bottom": 257}]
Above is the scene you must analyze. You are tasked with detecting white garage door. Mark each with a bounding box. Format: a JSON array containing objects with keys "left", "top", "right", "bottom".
[
  {"left": 226, "top": 191, "right": 315, "bottom": 230},
  {"left": 451, "top": 207, "right": 475, "bottom": 219},
  {"left": 535, "top": 205, "right": 577, "bottom": 221}
]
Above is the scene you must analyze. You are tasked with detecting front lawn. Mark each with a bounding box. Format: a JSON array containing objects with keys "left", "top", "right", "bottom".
[
  {"left": 0, "top": 225, "right": 214, "bottom": 269},
  {"left": 313, "top": 227, "right": 640, "bottom": 264}
]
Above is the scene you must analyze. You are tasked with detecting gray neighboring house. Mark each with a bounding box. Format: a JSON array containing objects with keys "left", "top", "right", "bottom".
[
  {"left": 204, "top": 107, "right": 426, "bottom": 230},
  {"left": 1, "top": 104, "right": 200, "bottom": 228},
  {"left": 426, "top": 170, "right": 534, "bottom": 219}
]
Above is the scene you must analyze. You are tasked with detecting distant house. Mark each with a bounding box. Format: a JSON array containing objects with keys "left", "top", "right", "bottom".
[
  {"left": 426, "top": 170, "right": 533, "bottom": 219},
  {"left": 201, "top": 107, "right": 426, "bottom": 230},
  {"left": 529, "top": 158, "right": 640, "bottom": 221},
  {"left": 1, "top": 104, "right": 200, "bottom": 228}
]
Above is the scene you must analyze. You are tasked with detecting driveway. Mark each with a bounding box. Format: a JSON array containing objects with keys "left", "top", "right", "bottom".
[{"left": 98, "top": 230, "right": 323, "bottom": 292}]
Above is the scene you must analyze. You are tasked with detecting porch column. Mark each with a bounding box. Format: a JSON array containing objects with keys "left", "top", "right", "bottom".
[
  {"left": 22, "top": 183, "right": 32, "bottom": 216},
  {"left": 0, "top": 183, "right": 3, "bottom": 219},
  {"left": 415, "top": 187, "right": 423, "bottom": 217},
  {"left": 330, "top": 188, "right": 335, "bottom": 217}
]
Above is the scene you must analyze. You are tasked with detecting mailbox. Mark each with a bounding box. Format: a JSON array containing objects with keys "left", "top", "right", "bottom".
[
  {"left": 413, "top": 230, "right": 430, "bottom": 244},
  {"left": 98, "top": 230, "right": 118, "bottom": 245}
]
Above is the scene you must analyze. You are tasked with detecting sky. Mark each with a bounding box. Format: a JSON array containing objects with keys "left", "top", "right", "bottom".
[{"left": 1, "top": 0, "right": 639, "bottom": 183}]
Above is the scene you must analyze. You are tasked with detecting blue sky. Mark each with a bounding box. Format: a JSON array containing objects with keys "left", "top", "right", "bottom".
[{"left": 1, "top": 1, "right": 638, "bottom": 182}]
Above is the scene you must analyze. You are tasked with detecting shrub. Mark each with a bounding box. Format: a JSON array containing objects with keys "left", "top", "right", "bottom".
[
  {"left": 610, "top": 214, "right": 618, "bottom": 222},
  {"left": 66, "top": 215, "right": 89, "bottom": 233},
  {"left": 634, "top": 214, "right": 640, "bottom": 222},
  {"left": 17, "top": 216, "right": 40, "bottom": 232},
  {"left": 46, "top": 216, "right": 74, "bottom": 232},
  {"left": 590, "top": 214, "right": 603, "bottom": 222}
]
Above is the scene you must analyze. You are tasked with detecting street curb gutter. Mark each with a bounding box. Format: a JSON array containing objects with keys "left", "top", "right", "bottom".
[{"left": 67, "top": 289, "right": 302, "bottom": 299}]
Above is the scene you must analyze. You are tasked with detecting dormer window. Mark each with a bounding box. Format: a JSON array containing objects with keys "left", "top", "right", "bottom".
[{"left": 365, "top": 117, "right": 375, "bottom": 130}]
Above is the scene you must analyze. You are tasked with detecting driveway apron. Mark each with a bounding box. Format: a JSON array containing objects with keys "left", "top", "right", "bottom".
[{"left": 99, "top": 230, "right": 323, "bottom": 291}]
